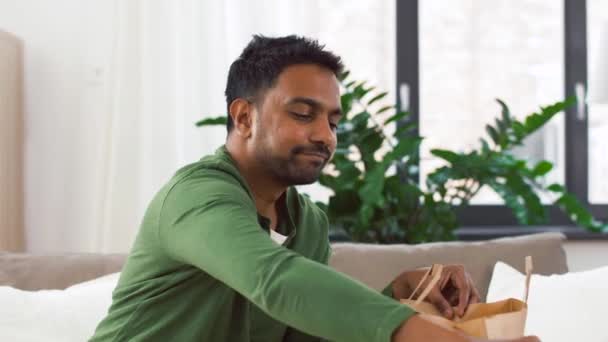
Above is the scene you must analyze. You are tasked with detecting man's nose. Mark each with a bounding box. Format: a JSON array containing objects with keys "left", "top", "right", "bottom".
[{"left": 309, "top": 117, "right": 335, "bottom": 148}]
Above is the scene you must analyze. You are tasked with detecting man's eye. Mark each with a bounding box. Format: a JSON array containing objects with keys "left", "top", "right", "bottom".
[
  {"left": 290, "top": 112, "right": 312, "bottom": 120},
  {"left": 329, "top": 122, "right": 338, "bottom": 130}
]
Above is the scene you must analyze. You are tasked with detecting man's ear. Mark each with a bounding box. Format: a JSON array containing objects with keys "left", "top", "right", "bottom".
[{"left": 229, "top": 98, "right": 253, "bottom": 138}]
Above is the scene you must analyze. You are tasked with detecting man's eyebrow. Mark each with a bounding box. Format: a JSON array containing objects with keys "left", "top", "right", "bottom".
[{"left": 286, "top": 97, "right": 343, "bottom": 116}]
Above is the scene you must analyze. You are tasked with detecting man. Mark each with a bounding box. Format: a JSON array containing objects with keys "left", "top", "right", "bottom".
[{"left": 90, "top": 35, "right": 540, "bottom": 342}]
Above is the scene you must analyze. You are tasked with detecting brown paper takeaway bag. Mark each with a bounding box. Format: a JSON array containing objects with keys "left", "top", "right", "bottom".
[{"left": 400, "top": 257, "right": 533, "bottom": 339}]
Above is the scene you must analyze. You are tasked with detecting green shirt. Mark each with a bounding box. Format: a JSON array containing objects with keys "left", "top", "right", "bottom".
[{"left": 90, "top": 146, "right": 415, "bottom": 342}]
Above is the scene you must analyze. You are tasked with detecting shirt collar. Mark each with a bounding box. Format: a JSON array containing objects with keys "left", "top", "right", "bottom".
[{"left": 214, "top": 145, "right": 298, "bottom": 245}]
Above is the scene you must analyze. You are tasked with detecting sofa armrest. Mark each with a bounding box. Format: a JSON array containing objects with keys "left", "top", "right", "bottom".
[{"left": 0, "top": 252, "right": 126, "bottom": 290}]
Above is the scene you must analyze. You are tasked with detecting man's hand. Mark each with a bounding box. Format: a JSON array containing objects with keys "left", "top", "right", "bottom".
[
  {"left": 391, "top": 264, "right": 481, "bottom": 319},
  {"left": 392, "top": 315, "right": 540, "bottom": 342}
]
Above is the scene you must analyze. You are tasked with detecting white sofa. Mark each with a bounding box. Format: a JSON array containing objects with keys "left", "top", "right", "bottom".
[{"left": 0, "top": 233, "right": 573, "bottom": 341}]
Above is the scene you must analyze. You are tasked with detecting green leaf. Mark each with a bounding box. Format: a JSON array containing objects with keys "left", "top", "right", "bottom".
[
  {"left": 359, "top": 204, "right": 375, "bottom": 226},
  {"left": 506, "top": 174, "right": 546, "bottom": 224},
  {"left": 426, "top": 166, "right": 452, "bottom": 191},
  {"left": 495, "top": 117, "right": 508, "bottom": 135},
  {"left": 328, "top": 190, "right": 361, "bottom": 217},
  {"left": 367, "top": 91, "right": 389, "bottom": 106},
  {"left": 339, "top": 70, "right": 350, "bottom": 82},
  {"left": 486, "top": 125, "right": 500, "bottom": 145},
  {"left": 395, "top": 121, "right": 418, "bottom": 138},
  {"left": 376, "top": 105, "right": 395, "bottom": 115},
  {"left": 352, "top": 82, "right": 372, "bottom": 100},
  {"left": 384, "top": 110, "right": 409, "bottom": 125},
  {"left": 318, "top": 174, "right": 337, "bottom": 189},
  {"left": 341, "top": 93, "right": 355, "bottom": 115},
  {"left": 338, "top": 163, "right": 361, "bottom": 181},
  {"left": 385, "top": 176, "right": 423, "bottom": 210},
  {"left": 351, "top": 111, "right": 371, "bottom": 131},
  {"left": 511, "top": 121, "right": 526, "bottom": 141},
  {"left": 555, "top": 193, "right": 607, "bottom": 232},
  {"left": 385, "top": 137, "right": 422, "bottom": 163},
  {"left": 547, "top": 183, "right": 565, "bottom": 193},
  {"left": 430, "top": 149, "right": 461, "bottom": 164},
  {"left": 332, "top": 153, "right": 362, "bottom": 185},
  {"left": 358, "top": 162, "right": 388, "bottom": 206},
  {"left": 496, "top": 99, "right": 512, "bottom": 125},
  {"left": 195, "top": 116, "right": 227, "bottom": 126},
  {"left": 531, "top": 160, "right": 553, "bottom": 177},
  {"left": 358, "top": 129, "right": 384, "bottom": 157},
  {"left": 523, "top": 98, "right": 574, "bottom": 135},
  {"left": 524, "top": 114, "right": 544, "bottom": 133},
  {"left": 479, "top": 138, "right": 491, "bottom": 153},
  {"left": 488, "top": 180, "right": 529, "bottom": 224}
]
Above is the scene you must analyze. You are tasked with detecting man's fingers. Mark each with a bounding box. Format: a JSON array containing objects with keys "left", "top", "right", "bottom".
[
  {"left": 457, "top": 287, "right": 470, "bottom": 316},
  {"left": 450, "top": 266, "right": 470, "bottom": 316},
  {"left": 429, "top": 291, "right": 454, "bottom": 319},
  {"left": 448, "top": 291, "right": 459, "bottom": 305},
  {"left": 469, "top": 275, "right": 481, "bottom": 304},
  {"left": 421, "top": 265, "right": 484, "bottom": 319},
  {"left": 439, "top": 273, "right": 451, "bottom": 290},
  {"left": 469, "top": 292, "right": 480, "bottom": 304}
]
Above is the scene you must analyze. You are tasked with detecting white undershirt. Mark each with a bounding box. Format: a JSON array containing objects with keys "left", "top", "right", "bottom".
[{"left": 269, "top": 229, "right": 288, "bottom": 245}]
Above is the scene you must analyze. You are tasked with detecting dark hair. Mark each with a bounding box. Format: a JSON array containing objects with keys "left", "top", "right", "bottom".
[{"left": 224, "top": 35, "right": 344, "bottom": 132}]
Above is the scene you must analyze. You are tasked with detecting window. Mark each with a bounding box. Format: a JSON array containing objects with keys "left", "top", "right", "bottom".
[{"left": 396, "top": 0, "right": 608, "bottom": 227}]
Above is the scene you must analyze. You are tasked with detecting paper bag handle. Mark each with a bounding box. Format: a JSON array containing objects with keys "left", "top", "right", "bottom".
[
  {"left": 524, "top": 256, "right": 533, "bottom": 304},
  {"left": 406, "top": 266, "right": 432, "bottom": 301},
  {"left": 407, "top": 264, "right": 443, "bottom": 306}
]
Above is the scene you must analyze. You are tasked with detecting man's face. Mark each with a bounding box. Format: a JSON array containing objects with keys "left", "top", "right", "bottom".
[{"left": 250, "top": 64, "right": 342, "bottom": 186}]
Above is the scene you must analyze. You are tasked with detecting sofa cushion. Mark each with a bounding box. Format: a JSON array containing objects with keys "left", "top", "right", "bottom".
[
  {"left": 0, "top": 272, "right": 119, "bottom": 341},
  {"left": 487, "top": 261, "right": 608, "bottom": 342},
  {"left": 0, "top": 252, "right": 126, "bottom": 290},
  {"left": 328, "top": 233, "right": 568, "bottom": 300}
]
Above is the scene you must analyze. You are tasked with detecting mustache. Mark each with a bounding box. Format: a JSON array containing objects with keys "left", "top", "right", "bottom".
[{"left": 291, "top": 144, "right": 331, "bottom": 159}]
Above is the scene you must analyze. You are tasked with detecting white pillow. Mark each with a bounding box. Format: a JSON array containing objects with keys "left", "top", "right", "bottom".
[
  {"left": 487, "top": 262, "right": 608, "bottom": 342},
  {"left": 0, "top": 273, "right": 119, "bottom": 342}
]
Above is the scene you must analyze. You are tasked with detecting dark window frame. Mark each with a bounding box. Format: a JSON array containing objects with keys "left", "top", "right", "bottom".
[{"left": 395, "top": 0, "right": 608, "bottom": 238}]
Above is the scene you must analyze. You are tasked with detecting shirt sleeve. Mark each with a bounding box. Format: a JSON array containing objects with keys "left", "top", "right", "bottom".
[{"left": 158, "top": 174, "right": 416, "bottom": 342}]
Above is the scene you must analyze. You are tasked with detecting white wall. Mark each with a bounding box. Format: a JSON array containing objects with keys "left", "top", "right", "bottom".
[
  {"left": 0, "top": 0, "right": 115, "bottom": 252},
  {"left": 564, "top": 241, "right": 608, "bottom": 272}
]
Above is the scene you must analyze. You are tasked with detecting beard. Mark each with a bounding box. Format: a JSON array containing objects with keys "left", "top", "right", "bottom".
[{"left": 255, "top": 142, "right": 331, "bottom": 186}]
